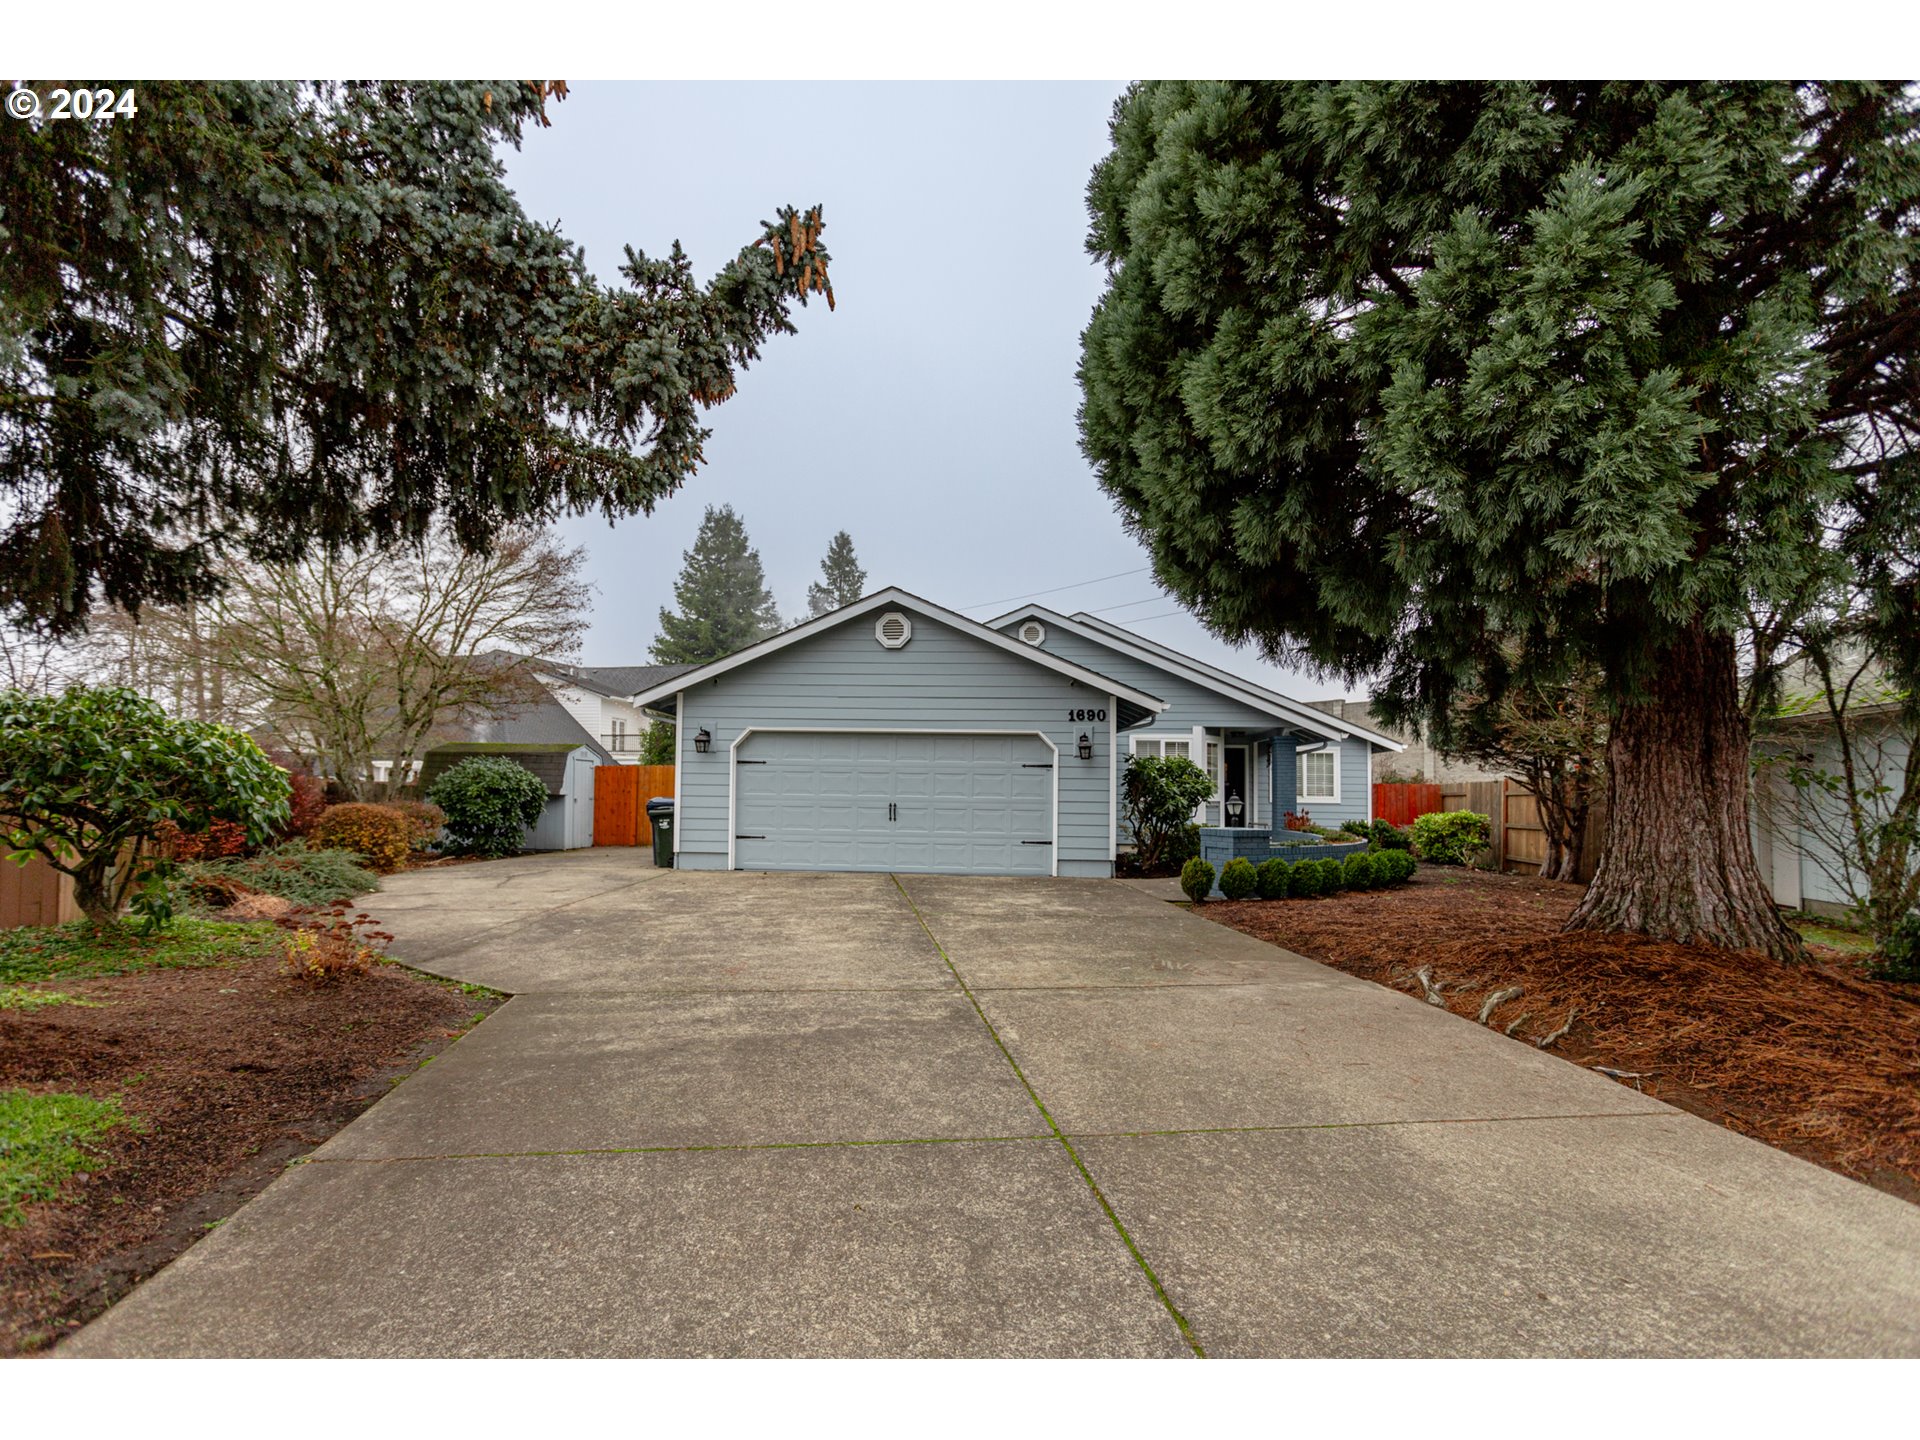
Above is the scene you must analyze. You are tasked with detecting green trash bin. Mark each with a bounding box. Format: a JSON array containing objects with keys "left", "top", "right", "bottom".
[{"left": 646, "top": 797, "right": 675, "bottom": 868}]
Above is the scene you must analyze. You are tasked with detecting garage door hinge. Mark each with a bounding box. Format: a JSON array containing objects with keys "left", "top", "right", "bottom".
[{"left": 1021, "top": 840, "right": 1053, "bottom": 846}]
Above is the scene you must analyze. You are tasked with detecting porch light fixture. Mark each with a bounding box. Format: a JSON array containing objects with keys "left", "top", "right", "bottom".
[
  {"left": 1077, "top": 732, "right": 1093, "bottom": 760},
  {"left": 693, "top": 728, "right": 712, "bottom": 754}
]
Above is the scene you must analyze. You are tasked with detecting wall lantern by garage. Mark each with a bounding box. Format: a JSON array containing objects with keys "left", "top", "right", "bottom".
[
  {"left": 693, "top": 728, "right": 712, "bottom": 754},
  {"left": 1077, "top": 732, "right": 1093, "bottom": 760}
]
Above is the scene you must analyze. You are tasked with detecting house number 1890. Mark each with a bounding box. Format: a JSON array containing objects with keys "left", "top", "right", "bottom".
[{"left": 1068, "top": 708, "right": 1107, "bottom": 722}]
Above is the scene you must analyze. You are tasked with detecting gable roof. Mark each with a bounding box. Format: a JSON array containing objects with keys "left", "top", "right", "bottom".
[
  {"left": 626, "top": 587, "right": 1169, "bottom": 713},
  {"left": 987, "top": 604, "right": 1405, "bottom": 752},
  {"left": 433, "top": 685, "right": 617, "bottom": 765},
  {"left": 537, "top": 661, "right": 699, "bottom": 701}
]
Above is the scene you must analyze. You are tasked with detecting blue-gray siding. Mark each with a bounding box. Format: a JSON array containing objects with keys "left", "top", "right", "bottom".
[
  {"left": 674, "top": 605, "right": 1122, "bottom": 876},
  {"left": 998, "top": 622, "right": 1375, "bottom": 833}
]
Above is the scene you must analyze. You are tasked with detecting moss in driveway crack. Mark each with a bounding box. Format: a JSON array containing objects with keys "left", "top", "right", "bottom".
[
  {"left": 302, "top": 1132, "right": 1058, "bottom": 1164},
  {"left": 889, "top": 874, "right": 1207, "bottom": 1359}
]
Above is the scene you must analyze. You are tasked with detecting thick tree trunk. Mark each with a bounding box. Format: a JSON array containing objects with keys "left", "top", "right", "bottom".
[{"left": 1567, "top": 624, "right": 1804, "bottom": 961}]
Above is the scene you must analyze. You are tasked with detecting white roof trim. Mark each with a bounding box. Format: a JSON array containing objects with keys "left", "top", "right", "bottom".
[
  {"left": 626, "top": 587, "right": 1170, "bottom": 713},
  {"left": 987, "top": 604, "right": 1405, "bottom": 753}
]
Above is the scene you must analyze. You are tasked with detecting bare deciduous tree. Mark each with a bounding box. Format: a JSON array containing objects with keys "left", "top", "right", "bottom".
[{"left": 70, "top": 527, "right": 591, "bottom": 799}]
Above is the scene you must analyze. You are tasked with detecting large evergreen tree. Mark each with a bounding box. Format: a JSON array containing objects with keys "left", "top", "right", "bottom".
[
  {"left": 805, "top": 530, "right": 869, "bottom": 616},
  {"left": 651, "top": 505, "right": 783, "bottom": 664},
  {"left": 0, "top": 81, "right": 835, "bottom": 637},
  {"left": 1079, "top": 82, "right": 1919, "bottom": 961}
]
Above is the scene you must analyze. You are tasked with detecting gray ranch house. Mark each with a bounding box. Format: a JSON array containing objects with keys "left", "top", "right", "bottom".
[{"left": 627, "top": 587, "right": 1401, "bottom": 878}]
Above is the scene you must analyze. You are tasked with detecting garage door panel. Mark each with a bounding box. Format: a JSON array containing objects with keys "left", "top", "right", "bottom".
[{"left": 735, "top": 732, "right": 1053, "bottom": 875}]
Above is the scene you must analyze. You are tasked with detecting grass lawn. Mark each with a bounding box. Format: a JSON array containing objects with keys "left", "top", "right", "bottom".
[
  {"left": 0, "top": 918, "right": 281, "bottom": 985},
  {"left": 0, "top": 1089, "right": 137, "bottom": 1226}
]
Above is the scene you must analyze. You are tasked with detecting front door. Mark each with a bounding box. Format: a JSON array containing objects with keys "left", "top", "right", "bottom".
[{"left": 1223, "top": 745, "right": 1250, "bottom": 827}]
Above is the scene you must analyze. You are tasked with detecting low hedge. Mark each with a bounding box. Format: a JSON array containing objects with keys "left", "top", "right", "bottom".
[
  {"left": 310, "top": 803, "right": 412, "bottom": 874},
  {"left": 1219, "top": 856, "right": 1259, "bottom": 901},
  {"left": 1180, "top": 857, "right": 1215, "bottom": 904}
]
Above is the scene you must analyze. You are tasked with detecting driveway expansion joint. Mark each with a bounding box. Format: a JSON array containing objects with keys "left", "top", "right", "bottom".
[
  {"left": 301, "top": 1132, "right": 1061, "bottom": 1166},
  {"left": 891, "top": 874, "right": 1208, "bottom": 1359}
]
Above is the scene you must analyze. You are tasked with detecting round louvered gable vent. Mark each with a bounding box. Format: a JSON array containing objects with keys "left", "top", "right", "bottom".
[
  {"left": 874, "top": 611, "right": 912, "bottom": 649},
  {"left": 1017, "top": 620, "right": 1046, "bottom": 646}
]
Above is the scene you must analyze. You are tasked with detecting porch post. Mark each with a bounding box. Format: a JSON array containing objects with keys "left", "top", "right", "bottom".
[{"left": 1271, "top": 733, "right": 1298, "bottom": 832}]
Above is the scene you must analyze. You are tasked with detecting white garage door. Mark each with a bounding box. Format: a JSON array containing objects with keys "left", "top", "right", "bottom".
[{"left": 733, "top": 731, "right": 1054, "bottom": 874}]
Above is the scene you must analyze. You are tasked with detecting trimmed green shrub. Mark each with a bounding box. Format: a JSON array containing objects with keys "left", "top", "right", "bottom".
[
  {"left": 1339, "top": 819, "right": 1372, "bottom": 839},
  {"left": 185, "top": 842, "right": 379, "bottom": 907},
  {"left": 1316, "top": 857, "right": 1347, "bottom": 893},
  {"left": 1255, "top": 857, "right": 1292, "bottom": 900},
  {"left": 1219, "top": 857, "right": 1258, "bottom": 901},
  {"left": 1871, "top": 910, "right": 1920, "bottom": 984},
  {"left": 310, "top": 803, "right": 412, "bottom": 874},
  {"left": 1342, "top": 852, "right": 1378, "bottom": 889},
  {"left": 1180, "top": 857, "right": 1215, "bottom": 904},
  {"left": 427, "top": 756, "right": 549, "bottom": 858},
  {"left": 380, "top": 800, "right": 445, "bottom": 851},
  {"left": 1287, "top": 858, "right": 1323, "bottom": 897},
  {"left": 1410, "top": 810, "right": 1492, "bottom": 866},
  {"left": 1371, "top": 849, "right": 1416, "bottom": 886},
  {"left": 1369, "top": 818, "right": 1412, "bottom": 851}
]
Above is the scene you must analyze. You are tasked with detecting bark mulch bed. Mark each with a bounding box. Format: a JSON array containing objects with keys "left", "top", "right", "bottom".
[
  {"left": 0, "top": 945, "right": 502, "bottom": 1355},
  {"left": 1201, "top": 867, "right": 1920, "bottom": 1204}
]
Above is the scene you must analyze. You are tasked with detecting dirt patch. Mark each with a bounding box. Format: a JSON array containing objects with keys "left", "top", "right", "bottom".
[
  {"left": 0, "top": 953, "right": 503, "bottom": 1354},
  {"left": 1202, "top": 867, "right": 1920, "bottom": 1202}
]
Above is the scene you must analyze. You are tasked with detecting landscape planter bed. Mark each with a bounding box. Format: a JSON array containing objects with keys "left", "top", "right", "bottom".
[
  {"left": 0, "top": 941, "right": 501, "bottom": 1354},
  {"left": 1195, "top": 829, "right": 1367, "bottom": 896},
  {"left": 1200, "top": 867, "right": 1920, "bottom": 1204}
]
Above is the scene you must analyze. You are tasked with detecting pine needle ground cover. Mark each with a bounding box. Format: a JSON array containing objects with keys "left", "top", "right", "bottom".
[
  {"left": 1202, "top": 869, "right": 1920, "bottom": 1203},
  {"left": 0, "top": 927, "right": 504, "bottom": 1354}
]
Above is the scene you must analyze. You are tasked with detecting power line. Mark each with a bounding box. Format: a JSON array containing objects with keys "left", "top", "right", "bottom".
[
  {"left": 1083, "top": 593, "right": 1171, "bottom": 615},
  {"left": 1105, "top": 608, "right": 1187, "bottom": 625},
  {"left": 958, "top": 566, "right": 1150, "bottom": 612}
]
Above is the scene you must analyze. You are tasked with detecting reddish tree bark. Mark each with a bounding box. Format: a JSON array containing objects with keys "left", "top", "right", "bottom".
[{"left": 1567, "top": 624, "right": 1805, "bottom": 961}]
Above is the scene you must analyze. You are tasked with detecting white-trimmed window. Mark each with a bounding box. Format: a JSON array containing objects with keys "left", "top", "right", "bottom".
[
  {"left": 1129, "top": 735, "right": 1192, "bottom": 763},
  {"left": 1298, "top": 744, "right": 1340, "bottom": 804}
]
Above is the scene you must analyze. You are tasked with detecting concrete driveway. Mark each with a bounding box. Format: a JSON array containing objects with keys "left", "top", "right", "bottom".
[{"left": 66, "top": 852, "right": 1920, "bottom": 1357}]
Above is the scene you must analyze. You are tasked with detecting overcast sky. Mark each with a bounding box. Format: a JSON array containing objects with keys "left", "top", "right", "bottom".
[{"left": 503, "top": 82, "right": 1359, "bottom": 701}]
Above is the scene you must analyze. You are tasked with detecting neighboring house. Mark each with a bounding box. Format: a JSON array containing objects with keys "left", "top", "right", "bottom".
[
  {"left": 1304, "top": 698, "right": 1507, "bottom": 784},
  {"left": 1750, "top": 659, "right": 1915, "bottom": 920},
  {"left": 624, "top": 587, "right": 1402, "bottom": 878},
  {"left": 532, "top": 661, "right": 696, "bottom": 763},
  {"left": 422, "top": 684, "right": 618, "bottom": 851}
]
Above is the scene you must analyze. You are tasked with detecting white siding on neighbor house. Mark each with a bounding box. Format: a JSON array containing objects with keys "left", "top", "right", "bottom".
[
  {"left": 1754, "top": 722, "right": 1913, "bottom": 916},
  {"left": 998, "top": 622, "right": 1376, "bottom": 833},
  {"left": 544, "top": 682, "right": 602, "bottom": 745},
  {"left": 673, "top": 604, "right": 1122, "bottom": 876},
  {"left": 598, "top": 695, "right": 648, "bottom": 759}
]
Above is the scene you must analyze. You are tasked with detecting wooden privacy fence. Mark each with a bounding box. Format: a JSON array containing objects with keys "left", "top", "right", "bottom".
[
  {"left": 1372, "top": 782, "right": 1444, "bottom": 828},
  {"left": 1438, "top": 777, "right": 1607, "bottom": 883},
  {"left": 593, "top": 764, "right": 675, "bottom": 846},
  {"left": 2, "top": 854, "right": 78, "bottom": 929}
]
